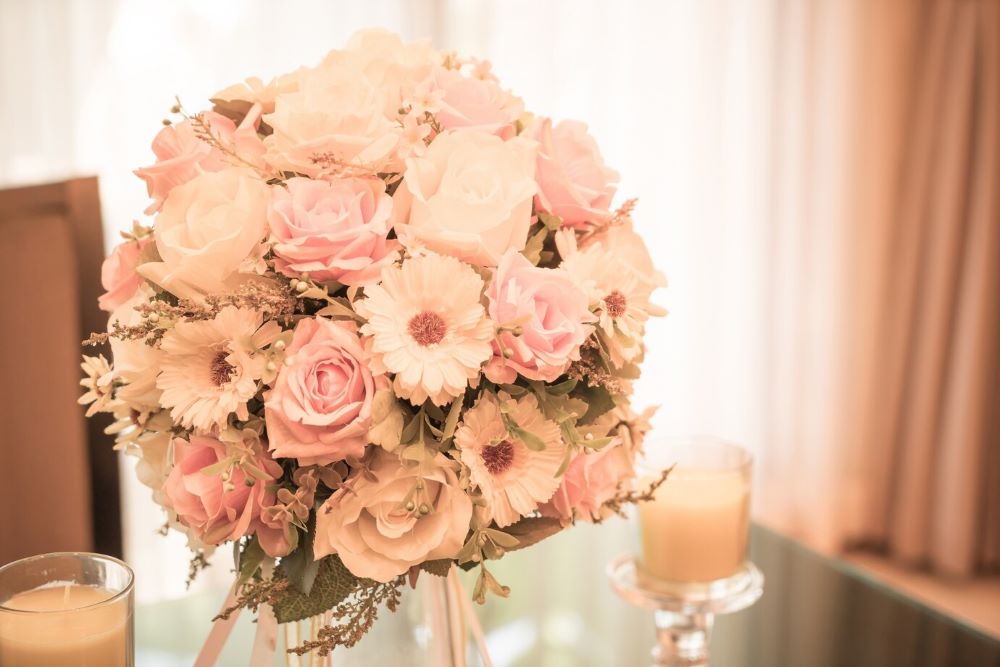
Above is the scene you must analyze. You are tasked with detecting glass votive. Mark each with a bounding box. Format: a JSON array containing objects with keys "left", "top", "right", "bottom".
[
  {"left": 0, "top": 552, "right": 134, "bottom": 667},
  {"left": 638, "top": 437, "right": 752, "bottom": 584}
]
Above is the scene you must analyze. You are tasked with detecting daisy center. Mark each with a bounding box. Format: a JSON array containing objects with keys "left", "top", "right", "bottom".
[
  {"left": 604, "top": 290, "right": 627, "bottom": 319},
  {"left": 407, "top": 311, "right": 447, "bottom": 346},
  {"left": 210, "top": 349, "right": 236, "bottom": 386},
  {"left": 482, "top": 440, "right": 515, "bottom": 475}
]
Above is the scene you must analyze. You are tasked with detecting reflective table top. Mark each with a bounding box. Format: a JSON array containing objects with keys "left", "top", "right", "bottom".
[{"left": 136, "top": 522, "right": 1000, "bottom": 666}]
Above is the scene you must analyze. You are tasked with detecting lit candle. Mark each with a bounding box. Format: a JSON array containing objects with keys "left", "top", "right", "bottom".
[
  {"left": 0, "top": 554, "right": 134, "bottom": 667},
  {"left": 638, "top": 439, "right": 751, "bottom": 583}
]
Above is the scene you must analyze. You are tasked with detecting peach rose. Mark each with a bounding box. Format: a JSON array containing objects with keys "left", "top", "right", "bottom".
[
  {"left": 263, "top": 64, "right": 400, "bottom": 178},
  {"left": 268, "top": 177, "right": 397, "bottom": 286},
  {"left": 429, "top": 67, "right": 523, "bottom": 136},
  {"left": 137, "top": 168, "right": 269, "bottom": 300},
  {"left": 134, "top": 110, "right": 264, "bottom": 213},
  {"left": 527, "top": 118, "right": 619, "bottom": 229},
  {"left": 314, "top": 450, "right": 472, "bottom": 582},
  {"left": 542, "top": 439, "right": 634, "bottom": 523},
  {"left": 485, "top": 250, "right": 594, "bottom": 382},
  {"left": 98, "top": 236, "right": 150, "bottom": 312},
  {"left": 265, "top": 318, "right": 376, "bottom": 465},
  {"left": 392, "top": 129, "right": 537, "bottom": 266},
  {"left": 161, "top": 434, "right": 283, "bottom": 547}
]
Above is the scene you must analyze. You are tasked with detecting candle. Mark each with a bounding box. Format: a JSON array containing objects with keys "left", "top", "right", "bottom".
[
  {"left": 0, "top": 553, "right": 134, "bottom": 667},
  {"left": 638, "top": 439, "right": 752, "bottom": 583}
]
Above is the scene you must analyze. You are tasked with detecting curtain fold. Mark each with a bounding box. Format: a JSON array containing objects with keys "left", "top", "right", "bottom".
[{"left": 844, "top": 0, "right": 1000, "bottom": 576}]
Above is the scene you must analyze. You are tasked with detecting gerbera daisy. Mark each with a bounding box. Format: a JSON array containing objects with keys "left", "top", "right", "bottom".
[
  {"left": 454, "top": 391, "right": 566, "bottom": 527},
  {"left": 556, "top": 230, "right": 666, "bottom": 367},
  {"left": 356, "top": 253, "right": 493, "bottom": 406},
  {"left": 157, "top": 306, "right": 281, "bottom": 431}
]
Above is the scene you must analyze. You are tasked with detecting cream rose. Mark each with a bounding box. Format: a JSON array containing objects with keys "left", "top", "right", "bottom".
[
  {"left": 314, "top": 450, "right": 472, "bottom": 582},
  {"left": 392, "top": 129, "right": 537, "bottom": 266},
  {"left": 263, "top": 64, "right": 401, "bottom": 178},
  {"left": 137, "top": 168, "right": 269, "bottom": 300}
]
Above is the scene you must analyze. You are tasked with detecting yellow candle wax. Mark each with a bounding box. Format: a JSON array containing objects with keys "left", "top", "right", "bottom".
[
  {"left": 0, "top": 584, "right": 131, "bottom": 667},
  {"left": 639, "top": 467, "right": 750, "bottom": 582}
]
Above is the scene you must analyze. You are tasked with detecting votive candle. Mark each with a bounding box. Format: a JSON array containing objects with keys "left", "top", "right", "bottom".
[
  {"left": 638, "top": 438, "right": 752, "bottom": 583},
  {"left": 0, "top": 553, "right": 134, "bottom": 667}
]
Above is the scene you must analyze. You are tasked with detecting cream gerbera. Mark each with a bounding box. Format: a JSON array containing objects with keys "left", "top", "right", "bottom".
[
  {"left": 157, "top": 306, "right": 281, "bottom": 431},
  {"left": 556, "top": 230, "right": 666, "bottom": 366},
  {"left": 454, "top": 391, "right": 566, "bottom": 527},
  {"left": 356, "top": 253, "right": 493, "bottom": 405}
]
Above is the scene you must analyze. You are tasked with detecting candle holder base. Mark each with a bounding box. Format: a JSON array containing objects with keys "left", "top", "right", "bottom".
[{"left": 607, "top": 555, "right": 764, "bottom": 667}]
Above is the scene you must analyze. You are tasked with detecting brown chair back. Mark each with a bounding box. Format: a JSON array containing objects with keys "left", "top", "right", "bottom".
[{"left": 0, "top": 177, "right": 121, "bottom": 563}]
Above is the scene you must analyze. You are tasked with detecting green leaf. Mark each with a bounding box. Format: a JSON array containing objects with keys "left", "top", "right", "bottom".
[
  {"left": 581, "top": 436, "right": 615, "bottom": 450},
  {"left": 420, "top": 559, "right": 454, "bottom": 578},
  {"left": 505, "top": 418, "right": 546, "bottom": 451},
  {"left": 369, "top": 390, "right": 405, "bottom": 451},
  {"left": 503, "top": 516, "right": 564, "bottom": 552},
  {"left": 537, "top": 211, "right": 563, "bottom": 231},
  {"left": 482, "top": 528, "right": 519, "bottom": 549},
  {"left": 440, "top": 397, "right": 463, "bottom": 445},
  {"left": 400, "top": 410, "right": 423, "bottom": 444},
  {"left": 237, "top": 537, "right": 268, "bottom": 585},
  {"left": 521, "top": 226, "right": 548, "bottom": 265},
  {"left": 545, "top": 378, "right": 578, "bottom": 396},
  {"left": 578, "top": 384, "right": 616, "bottom": 424},
  {"left": 280, "top": 527, "right": 318, "bottom": 595},
  {"left": 272, "top": 556, "right": 363, "bottom": 623}
]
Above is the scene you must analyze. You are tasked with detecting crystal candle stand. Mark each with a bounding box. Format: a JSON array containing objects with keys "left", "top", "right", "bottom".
[
  {"left": 611, "top": 438, "right": 764, "bottom": 666},
  {"left": 607, "top": 555, "right": 763, "bottom": 666}
]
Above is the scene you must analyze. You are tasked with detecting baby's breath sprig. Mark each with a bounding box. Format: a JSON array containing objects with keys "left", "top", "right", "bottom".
[
  {"left": 596, "top": 465, "right": 673, "bottom": 523},
  {"left": 286, "top": 576, "right": 405, "bottom": 656},
  {"left": 171, "top": 96, "right": 272, "bottom": 178}
]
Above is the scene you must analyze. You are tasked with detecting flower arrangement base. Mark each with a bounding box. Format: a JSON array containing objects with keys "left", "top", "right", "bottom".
[{"left": 607, "top": 554, "right": 764, "bottom": 667}]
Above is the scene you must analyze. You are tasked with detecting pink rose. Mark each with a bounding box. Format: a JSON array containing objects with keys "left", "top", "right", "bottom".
[
  {"left": 265, "top": 318, "right": 376, "bottom": 465},
  {"left": 485, "top": 250, "right": 594, "bottom": 382},
  {"left": 428, "top": 68, "right": 523, "bottom": 136},
  {"left": 314, "top": 450, "right": 472, "bottom": 582},
  {"left": 161, "top": 434, "right": 283, "bottom": 547},
  {"left": 134, "top": 109, "right": 264, "bottom": 213},
  {"left": 98, "top": 237, "right": 150, "bottom": 312},
  {"left": 542, "top": 439, "right": 634, "bottom": 522},
  {"left": 268, "top": 177, "right": 397, "bottom": 286},
  {"left": 527, "top": 118, "right": 619, "bottom": 229}
]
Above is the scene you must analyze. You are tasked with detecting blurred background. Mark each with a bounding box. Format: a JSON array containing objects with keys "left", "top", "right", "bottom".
[{"left": 0, "top": 0, "right": 997, "bottom": 652}]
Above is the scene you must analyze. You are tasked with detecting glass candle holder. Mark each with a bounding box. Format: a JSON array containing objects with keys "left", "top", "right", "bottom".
[
  {"left": 608, "top": 437, "right": 763, "bottom": 667},
  {"left": 0, "top": 552, "right": 134, "bottom": 667}
]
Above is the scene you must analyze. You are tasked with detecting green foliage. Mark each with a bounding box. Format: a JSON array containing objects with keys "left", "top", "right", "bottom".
[
  {"left": 420, "top": 559, "right": 454, "bottom": 578},
  {"left": 235, "top": 537, "right": 268, "bottom": 585},
  {"left": 273, "top": 556, "right": 364, "bottom": 624},
  {"left": 503, "top": 516, "right": 564, "bottom": 551}
]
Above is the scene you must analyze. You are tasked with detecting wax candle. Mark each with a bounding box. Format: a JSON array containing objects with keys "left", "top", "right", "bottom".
[
  {"left": 638, "top": 440, "right": 752, "bottom": 583},
  {"left": 0, "top": 554, "right": 134, "bottom": 667}
]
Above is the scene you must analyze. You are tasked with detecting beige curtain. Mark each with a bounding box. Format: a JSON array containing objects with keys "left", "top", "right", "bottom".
[{"left": 840, "top": 0, "right": 1000, "bottom": 576}]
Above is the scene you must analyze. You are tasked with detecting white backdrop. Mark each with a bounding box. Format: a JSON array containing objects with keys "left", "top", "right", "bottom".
[{"left": 0, "top": 0, "right": 835, "bottom": 602}]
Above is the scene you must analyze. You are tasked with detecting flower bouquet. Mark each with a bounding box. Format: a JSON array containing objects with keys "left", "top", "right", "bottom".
[{"left": 81, "top": 28, "right": 666, "bottom": 660}]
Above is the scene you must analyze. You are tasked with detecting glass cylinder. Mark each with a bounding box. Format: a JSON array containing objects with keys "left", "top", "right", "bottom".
[
  {"left": 638, "top": 437, "right": 752, "bottom": 584},
  {"left": 0, "top": 552, "right": 134, "bottom": 667}
]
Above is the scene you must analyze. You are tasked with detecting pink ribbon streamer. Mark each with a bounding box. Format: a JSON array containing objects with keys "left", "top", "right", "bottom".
[
  {"left": 193, "top": 581, "right": 241, "bottom": 667},
  {"left": 449, "top": 566, "right": 494, "bottom": 667}
]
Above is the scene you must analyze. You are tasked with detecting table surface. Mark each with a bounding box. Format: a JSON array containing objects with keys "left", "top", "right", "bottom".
[{"left": 136, "top": 522, "right": 1000, "bottom": 667}]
